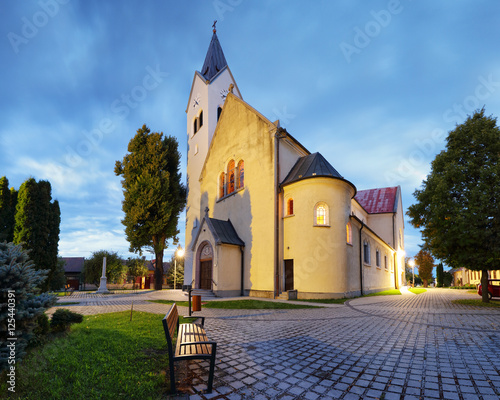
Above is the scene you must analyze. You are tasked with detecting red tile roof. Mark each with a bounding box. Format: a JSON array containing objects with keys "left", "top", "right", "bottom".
[{"left": 355, "top": 186, "right": 398, "bottom": 214}]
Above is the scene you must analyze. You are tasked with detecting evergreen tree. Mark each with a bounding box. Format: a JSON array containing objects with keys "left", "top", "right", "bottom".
[
  {"left": 13, "top": 178, "right": 60, "bottom": 292},
  {"left": 115, "top": 125, "right": 186, "bottom": 290},
  {"left": 436, "top": 263, "right": 444, "bottom": 287},
  {"left": 0, "top": 242, "right": 56, "bottom": 371},
  {"left": 0, "top": 177, "right": 16, "bottom": 242},
  {"left": 408, "top": 109, "right": 500, "bottom": 301}
]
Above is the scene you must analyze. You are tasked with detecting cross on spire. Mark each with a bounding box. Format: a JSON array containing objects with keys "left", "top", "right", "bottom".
[{"left": 212, "top": 20, "right": 217, "bottom": 33}]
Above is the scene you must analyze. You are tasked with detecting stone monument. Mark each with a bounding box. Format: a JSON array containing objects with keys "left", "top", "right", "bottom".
[{"left": 96, "top": 256, "right": 110, "bottom": 294}]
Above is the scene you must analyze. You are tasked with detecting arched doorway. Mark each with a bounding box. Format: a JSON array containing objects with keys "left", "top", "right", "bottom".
[{"left": 198, "top": 242, "right": 213, "bottom": 290}]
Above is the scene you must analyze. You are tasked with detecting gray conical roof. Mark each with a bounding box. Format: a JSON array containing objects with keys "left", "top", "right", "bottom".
[
  {"left": 200, "top": 32, "right": 228, "bottom": 81},
  {"left": 281, "top": 152, "right": 344, "bottom": 186}
]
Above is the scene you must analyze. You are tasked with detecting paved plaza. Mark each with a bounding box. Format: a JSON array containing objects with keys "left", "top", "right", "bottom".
[{"left": 49, "top": 288, "right": 500, "bottom": 400}]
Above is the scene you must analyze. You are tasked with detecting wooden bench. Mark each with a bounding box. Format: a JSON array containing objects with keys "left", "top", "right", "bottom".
[{"left": 162, "top": 303, "right": 217, "bottom": 393}]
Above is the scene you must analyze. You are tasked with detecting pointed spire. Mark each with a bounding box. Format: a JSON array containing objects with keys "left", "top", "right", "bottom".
[{"left": 200, "top": 24, "right": 228, "bottom": 81}]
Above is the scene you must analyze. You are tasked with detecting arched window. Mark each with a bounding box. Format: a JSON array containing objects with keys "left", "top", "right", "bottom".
[
  {"left": 363, "top": 241, "right": 370, "bottom": 264},
  {"left": 376, "top": 249, "right": 381, "bottom": 268},
  {"left": 237, "top": 160, "right": 244, "bottom": 189},
  {"left": 219, "top": 172, "right": 225, "bottom": 198},
  {"left": 314, "top": 202, "right": 329, "bottom": 226},
  {"left": 384, "top": 255, "right": 388, "bottom": 270},
  {"left": 217, "top": 106, "right": 222, "bottom": 121},
  {"left": 227, "top": 160, "right": 235, "bottom": 194},
  {"left": 287, "top": 198, "right": 294, "bottom": 216},
  {"left": 346, "top": 222, "right": 352, "bottom": 244},
  {"left": 198, "top": 110, "right": 203, "bottom": 128}
]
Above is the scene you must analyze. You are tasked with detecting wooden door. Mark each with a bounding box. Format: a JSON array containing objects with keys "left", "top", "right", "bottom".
[
  {"left": 200, "top": 260, "right": 212, "bottom": 290},
  {"left": 284, "top": 259, "right": 294, "bottom": 291}
]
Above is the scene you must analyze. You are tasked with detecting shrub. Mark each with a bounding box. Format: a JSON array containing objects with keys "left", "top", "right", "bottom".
[
  {"left": 50, "top": 309, "right": 84, "bottom": 332},
  {"left": 29, "top": 313, "right": 51, "bottom": 347},
  {"left": 0, "top": 242, "right": 56, "bottom": 371}
]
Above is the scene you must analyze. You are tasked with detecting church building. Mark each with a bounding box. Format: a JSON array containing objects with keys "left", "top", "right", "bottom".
[{"left": 184, "top": 28, "right": 405, "bottom": 299}]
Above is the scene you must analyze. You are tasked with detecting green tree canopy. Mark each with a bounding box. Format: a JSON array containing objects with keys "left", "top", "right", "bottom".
[
  {"left": 115, "top": 125, "right": 186, "bottom": 290},
  {"left": 83, "top": 250, "right": 125, "bottom": 285},
  {"left": 407, "top": 109, "right": 500, "bottom": 301},
  {"left": 415, "top": 249, "right": 434, "bottom": 287}
]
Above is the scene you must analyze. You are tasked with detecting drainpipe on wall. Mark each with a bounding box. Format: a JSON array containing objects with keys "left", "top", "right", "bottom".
[
  {"left": 359, "top": 221, "right": 364, "bottom": 296},
  {"left": 274, "top": 127, "right": 287, "bottom": 298},
  {"left": 240, "top": 246, "right": 244, "bottom": 296}
]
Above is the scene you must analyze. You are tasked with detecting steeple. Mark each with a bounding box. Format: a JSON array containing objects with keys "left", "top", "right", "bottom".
[{"left": 200, "top": 22, "right": 228, "bottom": 81}]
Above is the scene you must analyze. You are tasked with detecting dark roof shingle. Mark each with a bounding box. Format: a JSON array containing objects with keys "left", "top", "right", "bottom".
[
  {"left": 200, "top": 32, "right": 228, "bottom": 81},
  {"left": 209, "top": 218, "right": 245, "bottom": 246},
  {"left": 281, "top": 152, "right": 344, "bottom": 186}
]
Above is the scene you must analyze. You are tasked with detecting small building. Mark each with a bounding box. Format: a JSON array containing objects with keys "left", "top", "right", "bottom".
[
  {"left": 135, "top": 260, "right": 171, "bottom": 289},
  {"left": 451, "top": 268, "right": 500, "bottom": 286},
  {"left": 61, "top": 257, "right": 85, "bottom": 290}
]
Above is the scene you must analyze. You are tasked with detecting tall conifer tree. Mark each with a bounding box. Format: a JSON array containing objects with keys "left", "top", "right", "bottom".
[
  {"left": 115, "top": 125, "right": 186, "bottom": 290},
  {"left": 13, "top": 178, "right": 60, "bottom": 291}
]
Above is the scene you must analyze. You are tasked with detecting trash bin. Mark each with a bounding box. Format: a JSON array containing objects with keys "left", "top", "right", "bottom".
[{"left": 192, "top": 295, "right": 201, "bottom": 312}]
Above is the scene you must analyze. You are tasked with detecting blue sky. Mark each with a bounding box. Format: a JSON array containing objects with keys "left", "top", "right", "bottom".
[{"left": 2, "top": 1, "right": 500, "bottom": 263}]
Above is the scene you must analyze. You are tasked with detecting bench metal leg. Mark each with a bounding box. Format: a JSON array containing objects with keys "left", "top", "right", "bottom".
[
  {"left": 207, "top": 344, "right": 217, "bottom": 393},
  {"left": 169, "top": 361, "right": 176, "bottom": 394}
]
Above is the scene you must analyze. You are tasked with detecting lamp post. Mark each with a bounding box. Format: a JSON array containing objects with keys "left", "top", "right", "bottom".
[
  {"left": 174, "top": 248, "right": 184, "bottom": 290},
  {"left": 409, "top": 259, "right": 415, "bottom": 287}
]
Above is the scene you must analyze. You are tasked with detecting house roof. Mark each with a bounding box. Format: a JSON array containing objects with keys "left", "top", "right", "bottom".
[
  {"left": 355, "top": 186, "right": 399, "bottom": 214},
  {"left": 200, "top": 31, "right": 228, "bottom": 81},
  {"left": 61, "top": 257, "right": 85, "bottom": 273},
  {"left": 209, "top": 218, "right": 245, "bottom": 246},
  {"left": 281, "top": 152, "right": 345, "bottom": 186}
]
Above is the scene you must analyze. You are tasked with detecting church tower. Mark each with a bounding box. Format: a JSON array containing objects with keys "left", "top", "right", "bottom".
[{"left": 184, "top": 26, "right": 242, "bottom": 286}]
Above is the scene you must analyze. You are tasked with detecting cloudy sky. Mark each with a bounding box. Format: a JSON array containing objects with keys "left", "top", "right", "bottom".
[{"left": 2, "top": 1, "right": 500, "bottom": 263}]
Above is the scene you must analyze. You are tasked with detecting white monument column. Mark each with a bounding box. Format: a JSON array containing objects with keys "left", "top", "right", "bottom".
[{"left": 96, "top": 256, "right": 110, "bottom": 293}]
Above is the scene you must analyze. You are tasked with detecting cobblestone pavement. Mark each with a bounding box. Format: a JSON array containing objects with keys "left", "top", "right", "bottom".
[{"left": 48, "top": 288, "right": 500, "bottom": 400}]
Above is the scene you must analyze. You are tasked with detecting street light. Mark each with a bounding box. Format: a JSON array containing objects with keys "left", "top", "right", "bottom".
[
  {"left": 409, "top": 259, "right": 415, "bottom": 287},
  {"left": 174, "top": 248, "right": 185, "bottom": 290}
]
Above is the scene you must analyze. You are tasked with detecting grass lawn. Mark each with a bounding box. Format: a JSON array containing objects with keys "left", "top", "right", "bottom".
[
  {"left": 148, "top": 299, "right": 320, "bottom": 309},
  {"left": 0, "top": 311, "right": 171, "bottom": 399},
  {"left": 408, "top": 288, "right": 427, "bottom": 294},
  {"left": 452, "top": 299, "right": 500, "bottom": 307},
  {"left": 365, "top": 289, "right": 401, "bottom": 296}
]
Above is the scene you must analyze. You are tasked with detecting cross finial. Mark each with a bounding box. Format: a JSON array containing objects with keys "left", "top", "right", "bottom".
[
  {"left": 212, "top": 20, "right": 217, "bottom": 33},
  {"left": 204, "top": 207, "right": 210, "bottom": 216}
]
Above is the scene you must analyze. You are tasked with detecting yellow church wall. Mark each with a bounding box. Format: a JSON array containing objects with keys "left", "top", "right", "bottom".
[
  {"left": 283, "top": 177, "right": 355, "bottom": 297},
  {"left": 199, "top": 94, "right": 277, "bottom": 296},
  {"left": 215, "top": 244, "right": 242, "bottom": 296},
  {"left": 366, "top": 213, "right": 395, "bottom": 248},
  {"left": 360, "top": 226, "right": 395, "bottom": 293}
]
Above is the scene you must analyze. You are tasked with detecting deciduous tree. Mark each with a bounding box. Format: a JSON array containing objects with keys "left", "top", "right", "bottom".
[
  {"left": 83, "top": 250, "right": 125, "bottom": 285},
  {"left": 415, "top": 249, "right": 434, "bottom": 287},
  {"left": 126, "top": 257, "right": 148, "bottom": 289},
  {"left": 115, "top": 125, "right": 186, "bottom": 290},
  {"left": 408, "top": 109, "right": 500, "bottom": 301}
]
